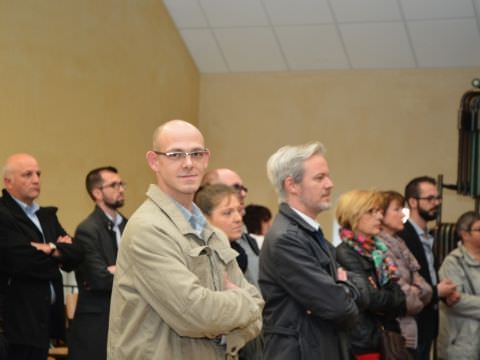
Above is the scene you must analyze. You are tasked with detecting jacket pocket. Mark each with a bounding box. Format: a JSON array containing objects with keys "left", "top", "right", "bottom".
[
  {"left": 216, "top": 247, "right": 239, "bottom": 265},
  {"left": 188, "top": 246, "right": 215, "bottom": 288}
]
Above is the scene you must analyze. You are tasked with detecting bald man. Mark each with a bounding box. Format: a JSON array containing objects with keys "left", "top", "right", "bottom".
[
  {"left": 202, "top": 168, "right": 261, "bottom": 288},
  {"left": 0, "top": 153, "right": 83, "bottom": 360},
  {"left": 107, "top": 120, "right": 263, "bottom": 360}
]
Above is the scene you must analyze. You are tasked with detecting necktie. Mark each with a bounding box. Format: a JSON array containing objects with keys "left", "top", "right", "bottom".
[{"left": 312, "top": 228, "right": 329, "bottom": 255}]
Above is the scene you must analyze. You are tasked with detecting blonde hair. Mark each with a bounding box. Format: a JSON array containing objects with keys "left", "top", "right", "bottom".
[{"left": 336, "top": 189, "right": 383, "bottom": 231}]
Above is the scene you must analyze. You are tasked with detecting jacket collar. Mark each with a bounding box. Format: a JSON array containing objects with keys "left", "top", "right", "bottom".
[
  {"left": 453, "top": 242, "right": 480, "bottom": 267},
  {"left": 146, "top": 184, "right": 216, "bottom": 243},
  {"left": 279, "top": 202, "right": 321, "bottom": 236}
]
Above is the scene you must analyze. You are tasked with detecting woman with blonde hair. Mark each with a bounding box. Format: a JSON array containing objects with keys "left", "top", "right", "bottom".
[
  {"left": 335, "top": 189, "right": 406, "bottom": 360},
  {"left": 377, "top": 191, "right": 432, "bottom": 358}
]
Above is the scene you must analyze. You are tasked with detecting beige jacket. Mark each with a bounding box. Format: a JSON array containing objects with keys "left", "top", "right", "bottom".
[{"left": 107, "top": 185, "right": 264, "bottom": 360}]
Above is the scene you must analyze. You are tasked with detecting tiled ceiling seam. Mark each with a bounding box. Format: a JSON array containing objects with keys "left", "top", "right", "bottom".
[
  {"left": 259, "top": 0, "right": 291, "bottom": 71},
  {"left": 396, "top": 0, "right": 419, "bottom": 67},
  {"left": 326, "top": 0, "right": 353, "bottom": 69}
]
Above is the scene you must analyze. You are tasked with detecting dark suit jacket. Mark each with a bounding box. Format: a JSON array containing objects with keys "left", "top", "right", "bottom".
[
  {"left": 259, "top": 203, "right": 359, "bottom": 360},
  {"left": 0, "top": 189, "right": 83, "bottom": 349},
  {"left": 397, "top": 219, "right": 439, "bottom": 342},
  {"left": 69, "top": 206, "right": 126, "bottom": 360}
]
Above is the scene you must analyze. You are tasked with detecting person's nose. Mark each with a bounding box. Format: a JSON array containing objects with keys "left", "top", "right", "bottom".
[
  {"left": 32, "top": 173, "right": 40, "bottom": 183},
  {"left": 233, "top": 211, "right": 242, "bottom": 222},
  {"left": 181, "top": 154, "right": 194, "bottom": 168}
]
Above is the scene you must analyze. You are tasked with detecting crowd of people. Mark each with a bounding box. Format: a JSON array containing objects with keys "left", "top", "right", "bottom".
[{"left": 0, "top": 119, "right": 478, "bottom": 360}]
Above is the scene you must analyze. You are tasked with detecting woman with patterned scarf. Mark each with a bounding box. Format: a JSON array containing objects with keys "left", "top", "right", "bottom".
[
  {"left": 377, "top": 191, "right": 432, "bottom": 358},
  {"left": 335, "top": 190, "right": 406, "bottom": 360}
]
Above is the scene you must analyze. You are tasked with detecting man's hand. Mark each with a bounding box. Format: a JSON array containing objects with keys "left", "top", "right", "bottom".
[
  {"left": 57, "top": 235, "right": 72, "bottom": 244},
  {"left": 437, "top": 278, "right": 457, "bottom": 298},
  {"left": 336, "top": 267, "right": 348, "bottom": 282},
  {"left": 445, "top": 290, "right": 461, "bottom": 307},
  {"left": 107, "top": 265, "right": 116, "bottom": 274},
  {"left": 30, "top": 242, "right": 52, "bottom": 255},
  {"left": 224, "top": 273, "right": 238, "bottom": 290}
]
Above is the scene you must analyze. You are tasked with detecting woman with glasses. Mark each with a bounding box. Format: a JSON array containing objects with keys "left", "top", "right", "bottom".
[
  {"left": 377, "top": 191, "right": 432, "bottom": 357},
  {"left": 335, "top": 189, "right": 406, "bottom": 360},
  {"left": 437, "top": 211, "right": 480, "bottom": 360}
]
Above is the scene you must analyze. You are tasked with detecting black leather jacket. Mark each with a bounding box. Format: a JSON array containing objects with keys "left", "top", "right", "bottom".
[{"left": 336, "top": 242, "right": 406, "bottom": 356}]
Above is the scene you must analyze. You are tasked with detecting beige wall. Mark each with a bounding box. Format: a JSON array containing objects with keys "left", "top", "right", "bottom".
[
  {"left": 199, "top": 68, "right": 480, "bottom": 238},
  {"left": 0, "top": 0, "right": 199, "bottom": 232}
]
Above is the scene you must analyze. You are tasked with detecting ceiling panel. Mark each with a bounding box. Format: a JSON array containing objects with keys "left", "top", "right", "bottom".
[
  {"left": 214, "top": 27, "right": 287, "bottom": 72},
  {"left": 163, "top": 0, "right": 208, "bottom": 28},
  {"left": 340, "top": 22, "right": 416, "bottom": 68},
  {"left": 199, "top": 0, "right": 269, "bottom": 27},
  {"left": 180, "top": 29, "right": 228, "bottom": 73},
  {"left": 330, "top": 0, "right": 401, "bottom": 23},
  {"left": 163, "top": 0, "right": 480, "bottom": 73},
  {"left": 409, "top": 19, "right": 480, "bottom": 67},
  {"left": 400, "top": 0, "right": 475, "bottom": 20},
  {"left": 263, "top": 0, "right": 333, "bottom": 25},
  {"left": 276, "top": 25, "right": 349, "bottom": 70}
]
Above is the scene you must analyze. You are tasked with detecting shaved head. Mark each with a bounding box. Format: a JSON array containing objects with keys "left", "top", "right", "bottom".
[
  {"left": 146, "top": 120, "right": 209, "bottom": 209},
  {"left": 152, "top": 120, "right": 204, "bottom": 151}
]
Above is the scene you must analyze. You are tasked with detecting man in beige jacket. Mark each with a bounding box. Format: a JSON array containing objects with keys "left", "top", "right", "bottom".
[{"left": 107, "top": 120, "right": 263, "bottom": 360}]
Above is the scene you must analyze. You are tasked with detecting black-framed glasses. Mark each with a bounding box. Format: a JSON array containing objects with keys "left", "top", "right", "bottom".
[
  {"left": 415, "top": 195, "right": 442, "bottom": 202},
  {"left": 232, "top": 183, "right": 248, "bottom": 193},
  {"left": 153, "top": 149, "right": 209, "bottom": 161},
  {"left": 100, "top": 182, "right": 127, "bottom": 190},
  {"left": 469, "top": 228, "right": 480, "bottom": 232}
]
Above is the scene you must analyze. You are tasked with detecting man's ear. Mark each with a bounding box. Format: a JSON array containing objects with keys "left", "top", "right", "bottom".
[
  {"left": 284, "top": 176, "right": 298, "bottom": 196},
  {"left": 146, "top": 151, "right": 159, "bottom": 171},
  {"left": 407, "top": 197, "right": 417, "bottom": 210},
  {"left": 91, "top": 188, "right": 102, "bottom": 201}
]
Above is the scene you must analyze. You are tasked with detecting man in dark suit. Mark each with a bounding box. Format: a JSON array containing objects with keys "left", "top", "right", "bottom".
[
  {"left": 398, "top": 176, "right": 459, "bottom": 360},
  {"left": 0, "top": 153, "right": 83, "bottom": 360},
  {"left": 68, "top": 166, "right": 127, "bottom": 360}
]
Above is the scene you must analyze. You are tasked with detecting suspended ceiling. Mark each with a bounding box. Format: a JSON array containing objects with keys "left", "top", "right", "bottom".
[{"left": 163, "top": 0, "right": 480, "bottom": 73}]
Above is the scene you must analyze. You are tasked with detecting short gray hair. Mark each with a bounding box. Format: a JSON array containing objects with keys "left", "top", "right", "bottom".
[
  {"left": 266, "top": 142, "right": 326, "bottom": 202},
  {"left": 456, "top": 211, "right": 480, "bottom": 240}
]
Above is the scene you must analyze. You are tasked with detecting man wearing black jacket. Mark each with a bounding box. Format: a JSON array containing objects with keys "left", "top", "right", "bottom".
[
  {"left": 0, "top": 153, "right": 83, "bottom": 360},
  {"left": 260, "top": 142, "right": 361, "bottom": 360},
  {"left": 68, "top": 166, "right": 127, "bottom": 360},
  {"left": 398, "top": 176, "right": 459, "bottom": 360}
]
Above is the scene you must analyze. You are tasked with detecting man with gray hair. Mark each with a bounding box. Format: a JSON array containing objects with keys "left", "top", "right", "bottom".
[{"left": 259, "top": 142, "right": 360, "bottom": 360}]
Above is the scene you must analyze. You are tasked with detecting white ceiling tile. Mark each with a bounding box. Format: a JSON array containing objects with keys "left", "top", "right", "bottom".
[
  {"left": 263, "top": 0, "right": 333, "bottom": 25},
  {"left": 400, "top": 0, "right": 475, "bottom": 20},
  {"left": 331, "top": 0, "right": 401, "bottom": 23},
  {"left": 340, "top": 22, "right": 415, "bottom": 68},
  {"left": 214, "top": 27, "right": 287, "bottom": 71},
  {"left": 180, "top": 29, "right": 229, "bottom": 73},
  {"left": 276, "top": 25, "right": 348, "bottom": 69},
  {"left": 199, "top": 0, "right": 268, "bottom": 27},
  {"left": 408, "top": 19, "right": 480, "bottom": 67},
  {"left": 163, "top": 0, "right": 208, "bottom": 28}
]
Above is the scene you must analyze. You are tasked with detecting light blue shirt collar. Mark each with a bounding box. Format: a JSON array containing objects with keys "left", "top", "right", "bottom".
[
  {"left": 11, "top": 195, "right": 39, "bottom": 217},
  {"left": 175, "top": 201, "right": 206, "bottom": 237}
]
